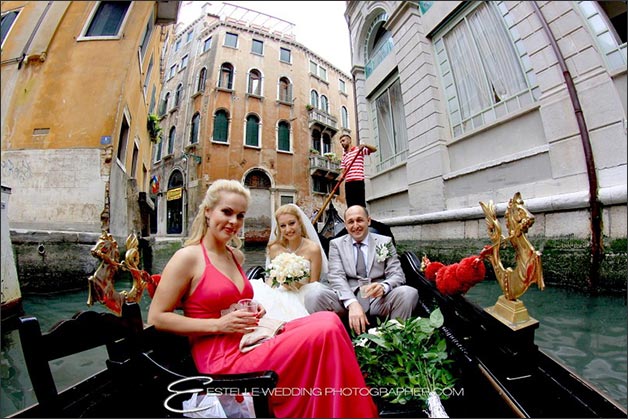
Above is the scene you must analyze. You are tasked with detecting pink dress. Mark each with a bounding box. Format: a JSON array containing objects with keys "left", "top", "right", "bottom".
[{"left": 183, "top": 244, "right": 379, "bottom": 418}]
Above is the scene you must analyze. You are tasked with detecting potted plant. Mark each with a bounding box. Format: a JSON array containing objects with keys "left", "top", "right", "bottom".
[
  {"left": 305, "top": 104, "right": 313, "bottom": 111},
  {"left": 309, "top": 148, "right": 320, "bottom": 155},
  {"left": 147, "top": 113, "right": 162, "bottom": 143},
  {"left": 353, "top": 308, "right": 458, "bottom": 416}
]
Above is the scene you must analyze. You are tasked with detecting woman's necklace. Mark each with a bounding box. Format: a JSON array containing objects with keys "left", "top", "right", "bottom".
[{"left": 286, "top": 238, "right": 304, "bottom": 253}]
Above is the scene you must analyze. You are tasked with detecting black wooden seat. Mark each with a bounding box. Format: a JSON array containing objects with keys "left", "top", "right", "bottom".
[{"left": 15, "top": 301, "right": 278, "bottom": 418}]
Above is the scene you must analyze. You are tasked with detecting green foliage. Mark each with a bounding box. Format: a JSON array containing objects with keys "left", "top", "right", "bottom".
[
  {"left": 353, "top": 308, "right": 458, "bottom": 407},
  {"left": 147, "top": 113, "right": 162, "bottom": 143}
]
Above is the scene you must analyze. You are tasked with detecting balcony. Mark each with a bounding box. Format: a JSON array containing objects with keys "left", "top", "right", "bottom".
[
  {"left": 309, "top": 154, "right": 341, "bottom": 179},
  {"left": 308, "top": 108, "right": 338, "bottom": 134}
]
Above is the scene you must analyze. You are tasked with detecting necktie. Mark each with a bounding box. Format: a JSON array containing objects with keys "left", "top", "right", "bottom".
[
  {"left": 354, "top": 242, "right": 369, "bottom": 311},
  {"left": 355, "top": 242, "right": 367, "bottom": 277}
]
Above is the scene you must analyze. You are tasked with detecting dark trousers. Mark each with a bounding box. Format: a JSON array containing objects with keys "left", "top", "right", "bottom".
[{"left": 345, "top": 180, "right": 366, "bottom": 208}]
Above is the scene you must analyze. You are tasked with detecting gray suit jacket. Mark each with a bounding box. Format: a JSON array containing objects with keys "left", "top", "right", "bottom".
[{"left": 327, "top": 232, "right": 406, "bottom": 303}]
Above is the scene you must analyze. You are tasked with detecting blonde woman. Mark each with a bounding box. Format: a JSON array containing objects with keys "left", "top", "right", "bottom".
[
  {"left": 250, "top": 204, "right": 328, "bottom": 322},
  {"left": 148, "top": 180, "right": 377, "bottom": 418}
]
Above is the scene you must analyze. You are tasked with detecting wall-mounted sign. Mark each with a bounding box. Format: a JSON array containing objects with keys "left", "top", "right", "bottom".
[
  {"left": 167, "top": 187, "right": 183, "bottom": 201},
  {"left": 419, "top": 1, "right": 433, "bottom": 15}
]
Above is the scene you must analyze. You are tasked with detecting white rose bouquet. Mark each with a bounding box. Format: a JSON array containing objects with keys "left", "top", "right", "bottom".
[
  {"left": 265, "top": 252, "right": 310, "bottom": 290},
  {"left": 375, "top": 242, "right": 394, "bottom": 263}
]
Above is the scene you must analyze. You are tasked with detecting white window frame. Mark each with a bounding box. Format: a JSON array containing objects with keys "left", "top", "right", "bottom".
[{"left": 78, "top": 1, "right": 133, "bottom": 41}]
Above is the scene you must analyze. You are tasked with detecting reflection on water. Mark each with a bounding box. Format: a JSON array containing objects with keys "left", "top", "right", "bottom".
[{"left": 1, "top": 246, "right": 626, "bottom": 417}]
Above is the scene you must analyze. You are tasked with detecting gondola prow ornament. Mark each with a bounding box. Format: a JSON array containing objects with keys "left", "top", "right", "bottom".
[
  {"left": 479, "top": 192, "right": 545, "bottom": 325},
  {"left": 87, "top": 231, "right": 157, "bottom": 315}
]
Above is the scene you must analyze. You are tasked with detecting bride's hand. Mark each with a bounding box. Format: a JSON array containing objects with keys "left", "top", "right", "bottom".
[{"left": 256, "top": 303, "right": 266, "bottom": 318}]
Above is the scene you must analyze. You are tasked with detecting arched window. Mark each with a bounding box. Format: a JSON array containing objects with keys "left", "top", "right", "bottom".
[
  {"left": 190, "top": 113, "right": 200, "bottom": 144},
  {"left": 248, "top": 69, "right": 262, "bottom": 96},
  {"left": 174, "top": 83, "right": 183, "bottom": 107},
  {"left": 278, "top": 77, "right": 292, "bottom": 103},
  {"left": 277, "top": 120, "right": 290, "bottom": 152},
  {"left": 197, "top": 67, "right": 207, "bottom": 92},
  {"left": 160, "top": 92, "right": 170, "bottom": 115},
  {"left": 322, "top": 132, "right": 332, "bottom": 154},
  {"left": 310, "top": 90, "right": 319, "bottom": 108},
  {"left": 219, "top": 62, "right": 234, "bottom": 89},
  {"left": 245, "top": 114, "right": 260, "bottom": 147},
  {"left": 341, "top": 106, "right": 349, "bottom": 128},
  {"left": 320, "top": 95, "right": 329, "bottom": 112},
  {"left": 212, "top": 109, "right": 229, "bottom": 142},
  {"left": 168, "top": 126, "right": 176, "bottom": 155}
]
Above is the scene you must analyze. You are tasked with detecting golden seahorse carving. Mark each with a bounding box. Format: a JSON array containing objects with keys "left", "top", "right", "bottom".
[
  {"left": 479, "top": 192, "right": 545, "bottom": 301},
  {"left": 87, "top": 231, "right": 155, "bottom": 315}
]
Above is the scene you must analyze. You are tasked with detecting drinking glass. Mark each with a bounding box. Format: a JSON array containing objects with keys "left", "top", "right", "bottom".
[
  {"left": 237, "top": 298, "right": 259, "bottom": 313},
  {"left": 358, "top": 278, "right": 371, "bottom": 298}
]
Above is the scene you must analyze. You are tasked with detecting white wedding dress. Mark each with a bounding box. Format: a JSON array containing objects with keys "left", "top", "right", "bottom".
[{"left": 250, "top": 260, "right": 325, "bottom": 322}]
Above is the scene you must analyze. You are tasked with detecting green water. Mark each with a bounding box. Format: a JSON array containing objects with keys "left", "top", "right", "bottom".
[{"left": 1, "top": 260, "right": 626, "bottom": 417}]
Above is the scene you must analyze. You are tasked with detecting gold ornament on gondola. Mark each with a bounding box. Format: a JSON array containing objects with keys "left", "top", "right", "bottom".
[
  {"left": 87, "top": 231, "right": 156, "bottom": 315},
  {"left": 479, "top": 192, "right": 545, "bottom": 325}
]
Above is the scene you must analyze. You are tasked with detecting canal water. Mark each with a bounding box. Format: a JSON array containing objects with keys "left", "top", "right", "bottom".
[{"left": 1, "top": 245, "right": 626, "bottom": 417}]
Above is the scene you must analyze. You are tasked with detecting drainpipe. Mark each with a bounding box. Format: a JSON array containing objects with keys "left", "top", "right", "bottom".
[
  {"left": 18, "top": 1, "right": 53, "bottom": 69},
  {"left": 531, "top": 2, "right": 603, "bottom": 292}
]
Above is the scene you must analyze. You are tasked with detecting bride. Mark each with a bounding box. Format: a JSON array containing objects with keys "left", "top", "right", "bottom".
[{"left": 250, "top": 204, "right": 328, "bottom": 322}]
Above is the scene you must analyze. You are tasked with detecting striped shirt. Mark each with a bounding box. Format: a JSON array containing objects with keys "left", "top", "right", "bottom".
[{"left": 341, "top": 146, "right": 372, "bottom": 182}]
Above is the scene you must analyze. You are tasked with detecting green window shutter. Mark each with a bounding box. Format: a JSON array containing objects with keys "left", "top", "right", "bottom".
[
  {"left": 213, "top": 111, "right": 228, "bottom": 141},
  {"left": 278, "top": 122, "right": 290, "bottom": 151},
  {"left": 246, "top": 116, "right": 259, "bottom": 146}
]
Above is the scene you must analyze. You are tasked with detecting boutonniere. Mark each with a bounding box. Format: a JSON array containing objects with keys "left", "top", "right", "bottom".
[{"left": 375, "top": 242, "right": 394, "bottom": 263}]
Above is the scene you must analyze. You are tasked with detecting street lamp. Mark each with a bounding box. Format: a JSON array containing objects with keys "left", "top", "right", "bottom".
[{"left": 182, "top": 152, "right": 202, "bottom": 164}]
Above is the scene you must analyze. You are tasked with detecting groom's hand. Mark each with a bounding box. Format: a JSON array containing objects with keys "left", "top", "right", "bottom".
[{"left": 348, "top": 302, "right": 370, "bottom": 335}]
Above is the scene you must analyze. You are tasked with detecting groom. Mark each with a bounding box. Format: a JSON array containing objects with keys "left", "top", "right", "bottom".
[{"left": 304, "top": 205, "right": 418, "bottom": 334}]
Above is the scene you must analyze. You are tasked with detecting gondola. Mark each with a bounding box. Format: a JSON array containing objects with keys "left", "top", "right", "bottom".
[{"left": 8, "top": 195, "right": 627, "bottom": 418}]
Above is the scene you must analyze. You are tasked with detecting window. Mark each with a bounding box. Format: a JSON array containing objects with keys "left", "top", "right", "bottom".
[
  {"left": 190, "top": 113, "right": 200, "bottom": 144},
  {"left": 224, "top": 32, "right": 238, "bottom": 48},
  {"left": 143, "top": 55, "right": 153, "bottom": 97},
  {"left": 278, "top": 77, "right": 292, "bottom": 103},
  {"left": 372, "top": 78, "right": 408, "bottom": 171},
  {"left": 138, "top": 11, "right": 154, "bottom": 60},
  {"left": 277, "top": 121, "right": 291, "bottom": 151},
  {"left": 434, "top": 1, "right": 536, "bottom": 137},
  {"left": 339, "top": 79, "right": 347, "bottom": 94},
  {"left": 1, "top": 9, "right": 20, "bottom": 46},
  {"left": 248, "top": 69, "right": 262, "bottom": 96},
  {"left": 245, "top": 114, "right": 261, "bottom": 147},
  {"left": 280, "top": 47, "right": 291, "bottom": 63},
  {"left": 160, "top": 92, "right": 170, "bottom": 115},
  {"left": 117, "top": 116, "right": 130, "bottom": 164},
  {"left": 310, "top": 90, "right": 319, "bottom": 108},
  {"left": 319, "top": 67, "right": 327, "bottom": 81},
  {"left": 174, "top": 83, "right": 183, "bottom": 107},
  {"left": 311, "top": 129, "right": 321, "bottom": 153},
  {"left": 174, "top": 38, "right": 181, "bottom": 51},
  {"left": 168, "top": 64, "right": 177, "bottom": 79},
  {"left": 364, "top": 12, "right": 393, "bottom": 78},
  {"left": 186, "top": 29, "right": 193, "bottom": 43},
  {"left": 180, "top": 54, "right": 188, "bottom": 70},
  {"left": 219, "top": 63, "right": 234, "bottom": 89},
  {"left": 202, "top": 36, "right": 212, "bottom": 53},
  {"left": 320, "top": 95, "right": 329, "bottom": 113},
  {"left": 341, "top": 106, "right": 349, "bottom": 129},
  {"left": 131, "top": 141, "right": 139, "bottom": 178},
  {"left": 577, "top": 1, "right": 627, "bottom": 71},
  {"left": 197, "top": 67, "right": 207, "bottom": 92},
  {"left": 252, "top": 39, "right": 264, "bottom": 55},
  {"left": 82, "top": 1, "right": 131, "bottom": 38},
  {"left": 149, "top": 85, "right": 156, "bottom": 113},
  {"left": 167, "top": 127, "right": 176, "bottom": 155},
  {"left": 280, "top": 195, "right": 294, "bottom": 206},
  {"left": 154, "top": 137, "right": 163, "bottom": 162},
  {"left": 309, "top": 60, "right": 318, "bottom": 74},
  {"left": 322, "top": 132, "right": 332, "bottom": 154},
  {"left": 212, "top": 110, "right": 229, "bottom": 142}
]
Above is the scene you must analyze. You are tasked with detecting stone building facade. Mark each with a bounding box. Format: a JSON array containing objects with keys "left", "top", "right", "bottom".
[
  {"left": 150, "top": 3, "right": 355, "bottom": 242},
  {"left": 345, "top": 1, "right": 626, "bottom": 288}
]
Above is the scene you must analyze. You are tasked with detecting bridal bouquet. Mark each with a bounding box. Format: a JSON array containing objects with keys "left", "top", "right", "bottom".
[{"left": 265, "top": 252, "right": 310, "bottom": 290}]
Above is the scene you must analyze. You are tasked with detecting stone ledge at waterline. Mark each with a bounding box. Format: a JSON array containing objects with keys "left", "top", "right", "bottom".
[{"left": 396, "top": 237, "right": 627, "bottom": 294}]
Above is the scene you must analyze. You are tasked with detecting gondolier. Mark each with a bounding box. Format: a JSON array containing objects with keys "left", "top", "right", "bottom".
[{"left": 339, "top": 134, "right": 377, "bottom": 208}]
